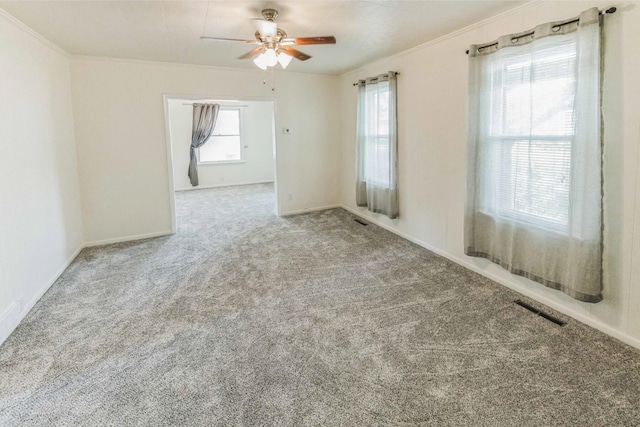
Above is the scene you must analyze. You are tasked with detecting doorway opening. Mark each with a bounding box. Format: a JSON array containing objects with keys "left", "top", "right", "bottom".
[{"left": 163, "top": 96, "right": 279, "bottom": 233}]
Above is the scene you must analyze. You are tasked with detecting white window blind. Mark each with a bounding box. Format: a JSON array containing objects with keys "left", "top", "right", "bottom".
[
  {"left": 364, "top": 83, "right": 391, "bottom": 188},
  {"left": 487, "top": 42, "right": 577, "bottom": 232},
  {"left": 198, "top": 108, "right": 242, "bottom": 163}
]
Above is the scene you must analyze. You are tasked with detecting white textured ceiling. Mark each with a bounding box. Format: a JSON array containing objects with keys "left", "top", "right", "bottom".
[{"left": 0, "top": 1, "right": 526, "bottom": 75}]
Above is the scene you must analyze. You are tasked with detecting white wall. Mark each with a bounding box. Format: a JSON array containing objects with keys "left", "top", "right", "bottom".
[
  {"left": 0, "top": 11, "right": 84, "bottom": 344},
  {"left": 339, "top": 1, "right": 640, "bottom": 347},
  {"left": 70, "top": 58, "right": 341, "bottom": 245},
  {"left": 168, "top": 99, "right": 274, "bottom": 191}
]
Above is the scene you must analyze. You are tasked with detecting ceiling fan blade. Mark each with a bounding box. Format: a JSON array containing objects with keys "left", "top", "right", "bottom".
[
  {"left": 251, "top": 19, "right": 277, "bottom": 38},
  {"left": 281, "top": 46, "right": 311, "bottom": 61},
  {"left": 284, "top": 36, "right": 336, "bottom": 45},
  {"left": 200, "top": 36, "right": 259, "bottom": 44},
  {"left": 238, "top": 47, "right": 264, "bottom": 60}
]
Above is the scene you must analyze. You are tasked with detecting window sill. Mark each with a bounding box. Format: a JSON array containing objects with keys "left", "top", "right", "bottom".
[
  {"left": 198, "top": 160, "right": 245, "bottom": 166},
  {"left": 479, "top": 209, "right": 569, "bottom": 237}
]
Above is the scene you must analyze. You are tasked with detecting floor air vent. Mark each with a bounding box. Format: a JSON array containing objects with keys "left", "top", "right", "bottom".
[
  {"left": 354, "top": 218, "right": 368, "bottom": 226},
  {"left": 514, "top": 299, "right": 566, "bottom": 327}
]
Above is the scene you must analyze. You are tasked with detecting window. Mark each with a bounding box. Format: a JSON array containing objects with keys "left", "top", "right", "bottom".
[
  {"left": 355, "top": 72, "right": 398, "bottom": 219},
  {"left": 364, "top": 84, "right": 391, "bottom": 188},
  {"left": 465, "top": 7, "right": 603, "bottom": 302},
  {"left": 198, "top": 108, "right": 242, "bottom": 163},
  {"left": 487, "top": 42, "right": 577, "bottom": 233}
]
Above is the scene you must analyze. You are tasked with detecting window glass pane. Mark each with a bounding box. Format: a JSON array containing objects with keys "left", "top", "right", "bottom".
[
  {"left": 494, "top": 139, "right": 571, "bottom": 229},
  {"left": 499, "top": 46, "right": 576, "bottom": 137},
  {"left": 377, "top": 90, "right": 389, "bottom": 136},
  {"left": 365, "top": 136, "right": 390, "bottom": 188},
  {"left": 213, "top": 109, "right": 240, "bottom": 135},
  {"left": 199, "top": 136, "right": 241, "bottom": 162}
]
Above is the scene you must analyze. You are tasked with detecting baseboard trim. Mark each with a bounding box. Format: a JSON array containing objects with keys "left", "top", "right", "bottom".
[
  {"left": 0, "top": 244, "right": 83, "bottom": 347},
  {"left": 0, "top": 302, "right": 21, "bottom": 346},
  {"left": 175, "top": 181, "right": 274, "bottom": 192},
  {"left": 280, "top": 204, "right": 341, "bottom": 217},
  {"left": 339, "top": 205, "right": 640, "bottom": 351},
  {"left": 84, "top": 230, "right": 174, "bottom": 247},
  {"left": 1, "top": 228, "right": 173, "bottom": 347}
]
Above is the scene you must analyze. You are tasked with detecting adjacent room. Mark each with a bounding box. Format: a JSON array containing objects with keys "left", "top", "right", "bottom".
[
  {"left": 166, "top": 97, "right": 278, "bottom": 226},
  {"left": 1, "top": 1, "right": 640, "bottom": 425}
]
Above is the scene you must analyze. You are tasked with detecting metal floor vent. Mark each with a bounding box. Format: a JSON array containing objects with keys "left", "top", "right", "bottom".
[
  {"left": 354, "top": 218, "right": 368, "bottom": 226},
  {"left": 515, "top": 299, "right": 566, "bottom": 327}
]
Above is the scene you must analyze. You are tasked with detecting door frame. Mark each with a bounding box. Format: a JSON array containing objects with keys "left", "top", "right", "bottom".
[{"left": 162, "top": 93, "right": 280, "bottom": 234}]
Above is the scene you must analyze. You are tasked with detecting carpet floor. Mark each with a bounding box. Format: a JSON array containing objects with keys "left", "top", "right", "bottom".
[{"left": 1, "top": 183, "right": 639, "bottom": 426}]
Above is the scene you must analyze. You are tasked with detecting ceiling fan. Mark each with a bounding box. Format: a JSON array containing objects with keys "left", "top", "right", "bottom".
[{"left": 200, "top": 8, "right": 336, "bottom": 70}]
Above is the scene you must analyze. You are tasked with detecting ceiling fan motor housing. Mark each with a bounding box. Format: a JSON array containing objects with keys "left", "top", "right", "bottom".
[{"left": 254, "top": 28, "right": 287, "bottom": 43}]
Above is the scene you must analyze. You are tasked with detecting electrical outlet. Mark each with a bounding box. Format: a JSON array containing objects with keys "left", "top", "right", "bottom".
[{"left": 288, "top": 193, "right": 293, "bottom": 201}]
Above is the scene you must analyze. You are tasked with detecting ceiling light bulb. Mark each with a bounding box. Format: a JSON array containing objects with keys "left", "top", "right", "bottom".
[
  {"left": 253, "top": 53, "right": 268, "bottom": 70},
  {"left": 277, "top": 52, "right": 292, "bottom": 69},
  {"left": 264, "top": 48, "right": 278, "bottom": 67}
]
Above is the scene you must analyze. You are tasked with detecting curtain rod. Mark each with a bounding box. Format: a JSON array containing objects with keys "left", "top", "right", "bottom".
[
  {"left": 352, "top": 71, "right": 400, "bottom": 86},
  {"left": 465, "top": 6, "right": 617, "bottom": 55},
  {"left": 182, "top": 103, "right": 249, "bottom": 107}
]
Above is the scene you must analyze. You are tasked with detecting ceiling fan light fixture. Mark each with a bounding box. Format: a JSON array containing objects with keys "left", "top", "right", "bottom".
[
  {"left": 218, "top": 9, "right": 332, "bottom": 70},
  {"left": 277, "top": 52, "right": 292, "bottom": 69},
  {"left": 264, "top": 48, "right": 278, "bottom": 67},
  {"left": 253, "top": 54, "right": 268, "bottom": 70}
]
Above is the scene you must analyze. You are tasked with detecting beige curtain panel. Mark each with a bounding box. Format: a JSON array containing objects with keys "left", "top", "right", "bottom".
[
  {"left": 465, "top": 8, "right": 603, "bottom": 302},
  {"left": 188, "top": 103, "right": 220, "bottom": 187}
]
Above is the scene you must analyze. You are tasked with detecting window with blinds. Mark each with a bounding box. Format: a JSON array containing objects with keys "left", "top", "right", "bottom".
[
  {"left": 198, "top": 108, "right": 243, "bottom": 164},
  {"left": 364, "top": 82, "right": 391, "bottom": 188},
  {"left": 487, "top": 41, "right": 578, "bottom": 232}
]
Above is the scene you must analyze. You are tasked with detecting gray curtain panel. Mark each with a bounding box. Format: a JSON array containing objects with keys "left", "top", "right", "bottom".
[
  {"left": 355, "top": 71, "right": 399, "bottom": 219},
  {"left": 465, "top": 8, "right": 603, "bottom": 302},
  {"left": 188, "top": 103, "right": 220, "bottom": 187}
]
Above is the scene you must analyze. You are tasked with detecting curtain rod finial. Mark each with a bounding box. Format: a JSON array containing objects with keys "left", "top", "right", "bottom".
[{"left": 605, "top": 6, "right": 617, "bottom": 14}]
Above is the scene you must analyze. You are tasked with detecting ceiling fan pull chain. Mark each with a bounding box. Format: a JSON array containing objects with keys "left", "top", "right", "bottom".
[{"left": 271, "top": 66, "right": 276, "bottom": 92}]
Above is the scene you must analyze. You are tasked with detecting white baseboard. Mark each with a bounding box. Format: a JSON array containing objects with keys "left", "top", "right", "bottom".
[
  {"left": 280, "top": 204, "right": 341, "bottom": 217},
  {"left": 340, "top": 205, "right": 640, "bottom": 351},
  {"left": 6, "top": 206, "right": 638, "bottom": 351},
  {"left": 84, "top": 230, "right": 174, "bottom": 247},
  {"left": 1, "top": 228, "right": 173, "bottom": 347},
  {"left": 0, "top": 301, "right": 21, "bottom": 346},
  {"left": 175, "top": 181, "right": 274, "bottom": 192},
  {"left": 0, "top": 245, "right": 83, "bottom": 347}
]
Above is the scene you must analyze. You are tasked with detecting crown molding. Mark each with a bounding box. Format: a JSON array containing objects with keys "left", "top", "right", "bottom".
[{"left": 0, "top": 7, "right": 69, "bottom": 57}]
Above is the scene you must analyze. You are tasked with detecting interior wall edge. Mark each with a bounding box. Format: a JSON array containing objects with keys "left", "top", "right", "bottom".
[{"left": 340, "top": 205, "right": 640, "bottom": 351}]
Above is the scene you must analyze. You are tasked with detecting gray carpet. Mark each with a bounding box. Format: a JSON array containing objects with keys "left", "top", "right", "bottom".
[{"left": 1, "top": 183, "right": 639, "bottom": 426}]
